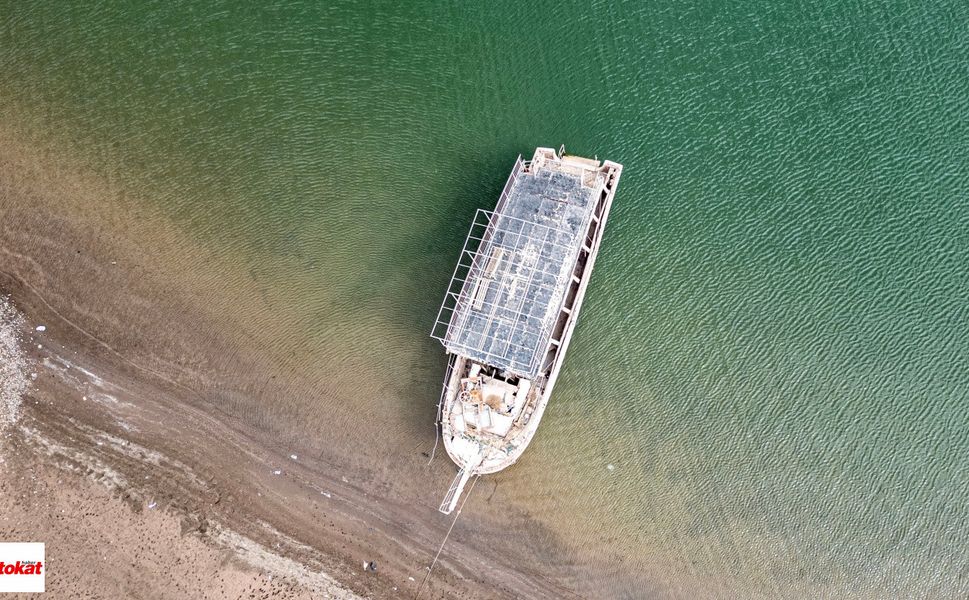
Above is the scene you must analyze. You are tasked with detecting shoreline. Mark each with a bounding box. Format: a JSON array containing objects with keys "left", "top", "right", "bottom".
[
  {"left": 0, "top": 128, "right": 606, "bottom": 599},
  {"left": 0, "top": 264, "right": 573, "bottom": 599}
]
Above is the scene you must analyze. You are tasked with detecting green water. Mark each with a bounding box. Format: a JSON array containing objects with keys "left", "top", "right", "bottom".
[{"left": 3, "top": 0, "right": 968, "bottom": 597}]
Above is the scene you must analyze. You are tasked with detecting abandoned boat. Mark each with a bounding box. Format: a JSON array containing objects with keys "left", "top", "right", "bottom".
[{"left": 430, "top": 147, "right": 622, "bottom": 514}]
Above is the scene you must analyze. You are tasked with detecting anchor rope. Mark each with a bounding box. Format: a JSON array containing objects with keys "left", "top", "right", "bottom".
[
  {"left": 426, "top": 355, "right": 456, "bottom": 467},
  {"left": 414, "top": 474, "right": 480, "bottom": 600},
  {"left": 426, "top": 396, "right": 442, "bottom": 466}
]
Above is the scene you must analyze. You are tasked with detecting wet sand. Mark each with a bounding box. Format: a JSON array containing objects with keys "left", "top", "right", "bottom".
[{"left": 0, "top": 127, "right": 618, "bottom": 599}]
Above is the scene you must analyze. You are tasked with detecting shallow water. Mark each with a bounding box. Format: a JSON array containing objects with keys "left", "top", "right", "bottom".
[{"left": 3, "top": 0, "right": 968, "bottom": 596}]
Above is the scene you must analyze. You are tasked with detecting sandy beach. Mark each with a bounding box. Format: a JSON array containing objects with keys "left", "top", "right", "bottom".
[{"left": 0, "top": 129, "right": 600, "bottom": 599}]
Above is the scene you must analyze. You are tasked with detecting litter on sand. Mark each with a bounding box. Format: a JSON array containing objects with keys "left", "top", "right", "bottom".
[
  {"left": 35, "top": 325, "right": 46, "bottom": 332},
  {"left": 272, "top": 469, "right": 282, "bottom": 475}
]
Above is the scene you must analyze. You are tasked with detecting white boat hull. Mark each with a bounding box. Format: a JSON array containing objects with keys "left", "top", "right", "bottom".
[{"left": 432, "top": 148, "right": 622, "bottom": 512}]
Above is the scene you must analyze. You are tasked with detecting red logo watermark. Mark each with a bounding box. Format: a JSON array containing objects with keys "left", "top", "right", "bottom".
[
  {"left": 0, "top": 561, "right": 43, "bottom": 575},
  {"left": 0, "top": 543, "right": 45, "bottom": 592}
]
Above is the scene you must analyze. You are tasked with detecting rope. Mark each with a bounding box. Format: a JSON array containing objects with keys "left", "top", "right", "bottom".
[
  {"left": 414, "top": 475, "right": 480, "bottom": 600},
  {"left": 426, "top": 397, "right": 442, "bottom": 467},
  {"left": 427, "top": 355, "right": 455, "bottom": 467}
]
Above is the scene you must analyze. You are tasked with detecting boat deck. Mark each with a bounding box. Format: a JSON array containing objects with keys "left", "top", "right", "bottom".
[{"left": 432, "top": 151, "right": 606, "bottom": 378}]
